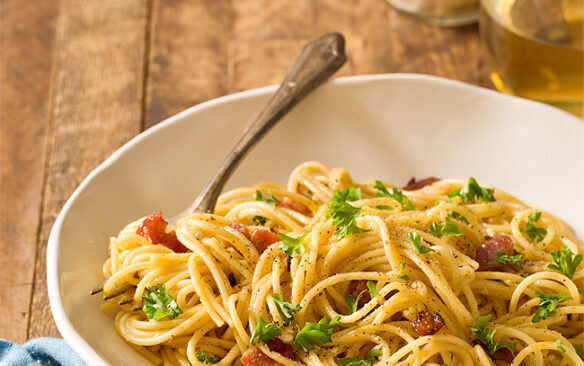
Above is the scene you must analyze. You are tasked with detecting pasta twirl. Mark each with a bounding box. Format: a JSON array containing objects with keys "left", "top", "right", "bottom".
[{"left": 98, "top": 161, "right": 584, "bottom": 366}]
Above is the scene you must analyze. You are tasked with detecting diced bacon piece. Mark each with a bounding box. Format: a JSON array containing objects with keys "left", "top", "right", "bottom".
[
  {"left": 241, "top": 346, "right": 282, "bottom": 366},
  {"left": 251, "top": 229, "right": 281, "bottom": 254},
  {"left": 411, "top": 311, "right": 445, "bottom": 336},
  {"left": 266, "top": 338, "right": 295, "bottom": 358},
  {"left": 136, "top": 212, "right": 187, "bottom": 253},
  {"left": 476, "top": 235, "right": 513, "bottom": 271},
  {"left": 230, "top": 222, "right": 250, "bottom": 239},
  {"left": 241, "top": 339, "right": 295, "bottom": 366},
  {"left": 402, "top": 177, "right": 440, "bottom": 191},
  {"left": 276, "top": 198, "right": 312, "bottom": 216}
]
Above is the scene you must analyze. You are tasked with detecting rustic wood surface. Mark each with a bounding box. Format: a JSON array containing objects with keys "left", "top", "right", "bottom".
[{"left": 0, "top": 0, "right": 491, "bottom": 343}]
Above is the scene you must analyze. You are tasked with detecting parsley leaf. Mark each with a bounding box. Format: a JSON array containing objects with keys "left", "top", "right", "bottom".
[
  {"left": 277, "top": 233, "right": 306, "bottom": 257},
  {"left": 293, "top": 316, "right": 340, "bottom": 351},
  {"left": 446, "top": 210, "right": 469, "bottom": 224},
  {"left": 196, "top": 350, "right": 219, "bottom": 364},
  {"left": 328, "top": 188, "right": 369, "bottom": 238},
  {"left": 489, "top": 251, "right": 523, "bottom": 268},
  {"left": 548, "top": 246, "right": 583, "bottom": 279},
  {"left": 430, "top": 217, "right": 463, "bottom": 238},
  {"left": 520, "top": 211, "right": 547, "bottom": 242},
  {"left": 374, "top": 181, "right": 414, "bottom": 210},
  {"left": 531, "top": 292, "right": 570, "bottom": 323},
  {"left": 142, "top": 283, "right": 183, "bottom": 322},
  {"left": 367, "top": 344, "right": 383, "bottom": 361},
  {"left": 250, "top": 316, "right": 281, "bottom": 345},
  {"left": 577, "top": 344, "right": 583, "bottom": 359},
  {"left": 468, "top": 315, "right": 517, "bottom": 356},
  {"left": 338, "top": 358, "right": 368, "bottom": 366},
  {"left": 345, "top": 281, "right": 377, "bottom": 314},
  {"left": 367, "top": 281, "right": 377, "bottom": 298},
  {"left": 556, "top": 340, "right": 566, "bottom": 355},
  {"left": 338, "top": 344, "right": 383, "bottom": 366},
  {"left": 449, "top": 177, "right": 495, "bottom": 204},
  {"left": 344, "top": 293, "right": 362, "bottom": 314},
  {"left": 408, "top": 231, "right": 435, "bottom": 254},
  {"left": 272, "top": 293, "right": 301, "bottom": 326},
  {"left": 398, "top": 261, "right": 410, "bottom": 281},
  {"left": 255, "top": 190, "right": 280, "bottom": 206},
  {"left": 252, "top": 215, "right": 267, "bottom": 225}
]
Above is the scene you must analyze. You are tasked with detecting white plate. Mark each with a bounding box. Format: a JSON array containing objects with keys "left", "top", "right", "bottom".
[{"left": 47, "top": 74, "right": 584, "bottom": 365}]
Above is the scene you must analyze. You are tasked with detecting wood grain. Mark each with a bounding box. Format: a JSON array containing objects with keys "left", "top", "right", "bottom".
[
  {"left": 0, "top": 0, "right": 59, "bottom": 343},
  {"left": 1, "top": 0, "right": 492, "bottom": 342},
  {"left": 27, "top": 0, "right": 149, "bottom": 338}
]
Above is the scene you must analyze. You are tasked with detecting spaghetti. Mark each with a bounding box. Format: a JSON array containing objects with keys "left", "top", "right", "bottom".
[{"left": 98, "top": 161, "right": 584, "bottom": 366}]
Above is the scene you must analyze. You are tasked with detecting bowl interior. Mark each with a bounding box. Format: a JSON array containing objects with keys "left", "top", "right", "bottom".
[{"left": 48, "top": 74, "right": 584, "bottom": 365}]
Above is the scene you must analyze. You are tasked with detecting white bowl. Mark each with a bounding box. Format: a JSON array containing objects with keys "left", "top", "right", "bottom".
[{"left": 47, "top": 74, "right": 584, "bottom": 365}]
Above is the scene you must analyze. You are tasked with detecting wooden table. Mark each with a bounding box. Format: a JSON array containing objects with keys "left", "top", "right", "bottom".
[{"left": 0, "top": 0, "right": 491, "bottom": 343}]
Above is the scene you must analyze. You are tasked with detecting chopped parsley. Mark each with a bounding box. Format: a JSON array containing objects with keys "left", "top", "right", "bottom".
[
  {"left": 374, "top": 181, "right": 414, "bottom": 211},
  {"left": 449, "top": 177, "right": 495, "bottom": 203},
  {"left": 328, "top": 188, "right": 369, "bottom": 238},
  {"left": 345, "top": 281, "right": 377, "bottom": 314},
  {"left": 338, "top": 344, "right": 383, "bottom": 366},
  {"left": 532, "top": 292, "right": 570, "bottom": 323},
  {"left": 250, "top": 316, "right": 281, "bottom": 345},
  {"left": 252, "top": 215, "right": 267, "bottom": 225},
  {"left": 468, "top": 315, "right": 516, "bottom": 356},
  {"left": 430, "top": 217, "right": 463, "bottom": 238},
  {"left": 521, "top": 211, "right": 547, "bottom": 242},
  {"left": 277, "top": 233, "right": 306, "bottom": 257},
  {"left": 255, "top": 190, "right": 279, "bottom": 206},
  {"left": 489, "top": 251, "right": 523, "bottom": 268},
  {"left": 293, "top": 316, "right": 340, "bottom": 351},
  {"left": 196, "top": 350, "right": 219, "bottom": 364},
  {"left": 446, "top": 210, "right": 469, "bottom": 224},
  {"left": 272, "top": 293, "right": 301, "bottom": 326},
  {"left": 142, "top": 283, "right": 183, "bottom": 322},
  {"left": 556, "top": 340, "right": 566, "bottom": 355},
  {"left": 408, "top": 231, "right": 434, "bottom": 254},
  {"left": 578, "top": 344, "right": 584, "bottom": 359},
  {"left": 548, "top": 246, "right": 582, "bottom": 279},
  {"left": 398, "top": 261, "right": 409, "bottom": 281}
]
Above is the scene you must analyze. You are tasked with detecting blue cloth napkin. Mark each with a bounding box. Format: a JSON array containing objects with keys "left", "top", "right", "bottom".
[{"left": 0, "top": 338, "right": 85, "bottom": 366}]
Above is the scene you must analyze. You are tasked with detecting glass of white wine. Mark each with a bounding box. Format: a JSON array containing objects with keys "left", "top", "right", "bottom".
[{"left": 480, "top": 0, "right": 584, "bottom": 118}]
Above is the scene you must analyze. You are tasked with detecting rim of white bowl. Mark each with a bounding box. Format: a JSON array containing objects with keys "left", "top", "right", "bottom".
[{"left": 46, "top": 73, "right": 582, "bottom": 365}]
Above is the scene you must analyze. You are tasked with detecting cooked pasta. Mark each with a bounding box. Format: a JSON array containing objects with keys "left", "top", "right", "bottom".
[{"left": 97, "top": 161, "right": 584, "bottom": 366}]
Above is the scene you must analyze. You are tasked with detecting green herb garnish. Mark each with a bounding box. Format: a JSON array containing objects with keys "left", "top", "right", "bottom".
[
  {"left": 548, "top": 246, "right": 583, "bottom": 279},
  {"left": 142, "top": 283, "right": 183, "bottom": 322},
  {"left": 272, "top": 293, "right": 301, "bottom": 326},
  {"left": 408, "top": 231, "right": 434, "bottom": 254},
  {"left": 521, "top": 211, "right": 547, "bottom": 242},
  {"left": 277, "top": 233, "right": 306, "bottom": 257},
  {"left": 374, "top": 181, "right": 413, "bottom": 210},
  {"left": 489, "top": 251, "right": 523, "bottom": 268},
  {"left": 531, "top": 292, "right": 570, "bottom": 323},
  {"left": 468, "top": 315, "right": 516, "bottom": 356},
  {"left": 430, "top": 217, "right": 463, "bottom": 238},
  {"left": 293, "top": 316, "right": 340, "bottom": 351},
  {"left": 449, "top": 177, "right": 495, "bottom": 203},
  {"left": 252, "top": 215, "right": 267, "bottom": 225},
  {"left": 328, "top": 188, "right": 369, "bottom": 238},
  {"left": 196, "top": 350, "right": 219, "bottom": 364},
  {"left": 250, "top": 316, "right": 281, "bottom": 345}
]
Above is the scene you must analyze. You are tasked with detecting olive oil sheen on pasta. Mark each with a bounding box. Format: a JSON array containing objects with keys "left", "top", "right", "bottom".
[{"left": 480, "top": 0, "right": 584, "bottom": 118}]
